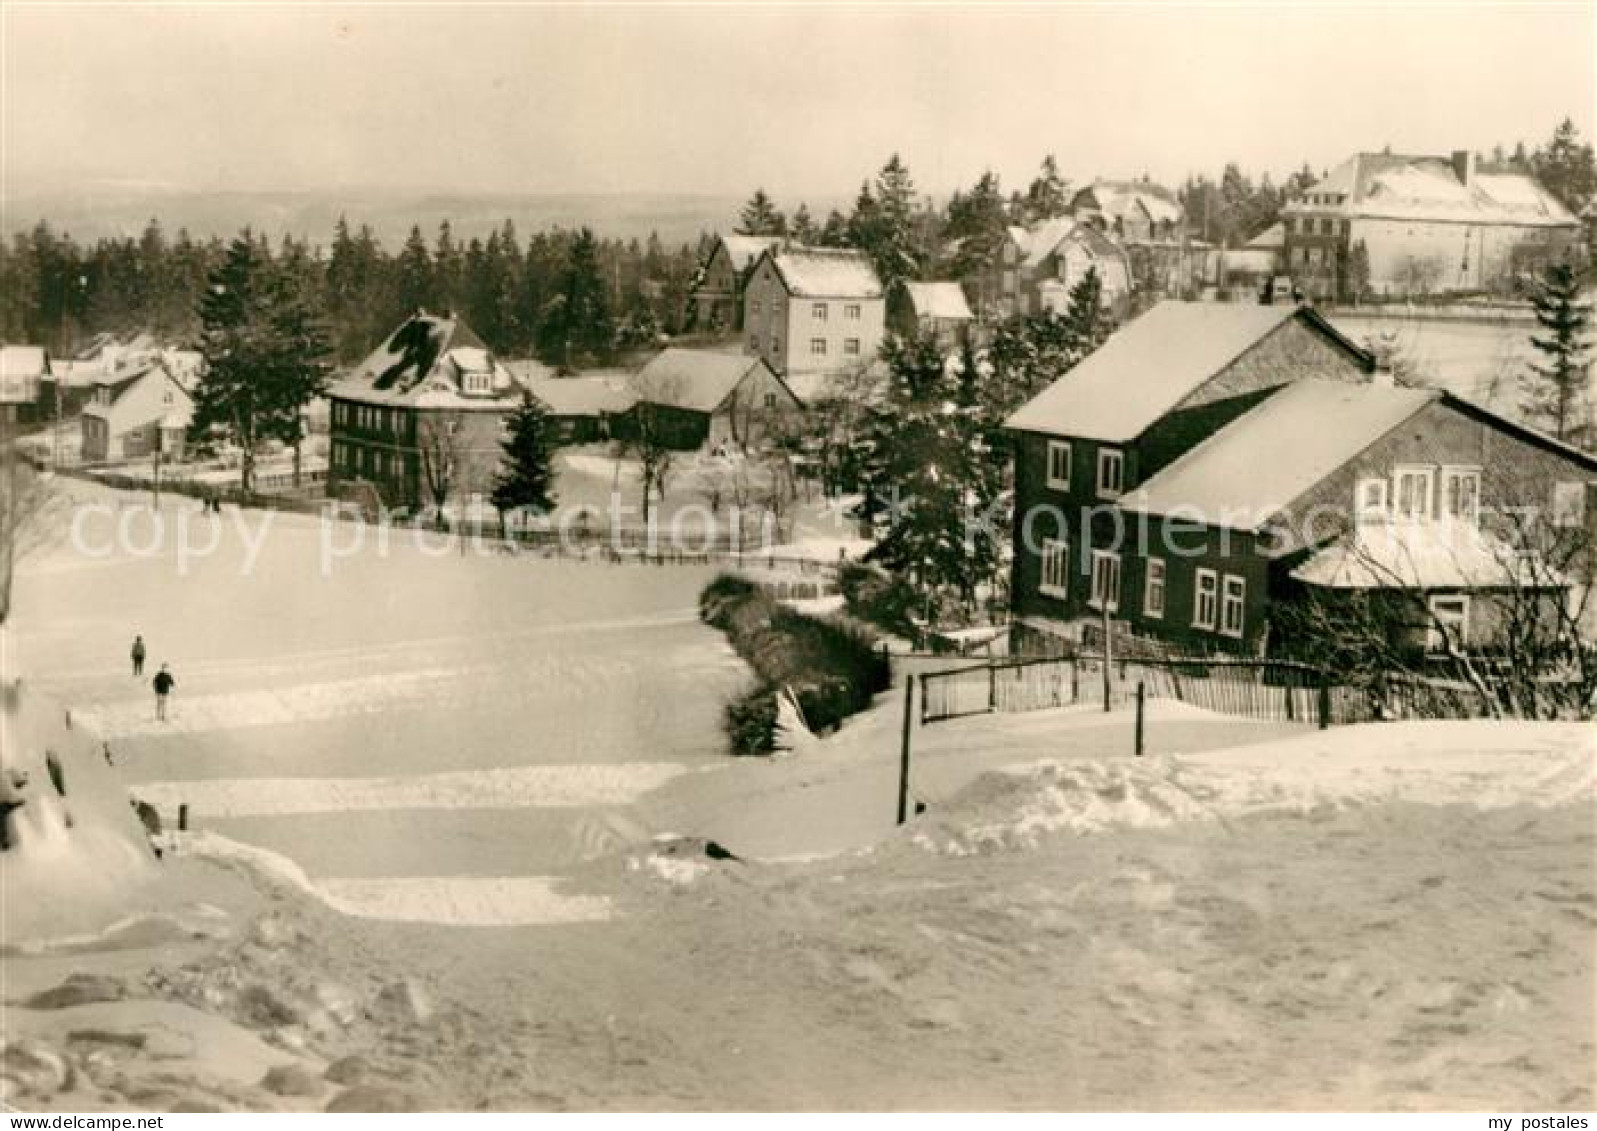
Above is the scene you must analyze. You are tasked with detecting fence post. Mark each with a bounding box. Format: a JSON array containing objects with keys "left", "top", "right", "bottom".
[
  {"left": 1317, "top": 681, "right": 1331, "bottom": 730},
  {"left": 988, "top": 663, "right": 997, "bottom": 713},
  {"left": 897, "top": 677, "right": 914, "bottom": 826},
  {"left": 1101, "top": 604, "right": 1113, "bottom": 712},
  {"left": 1134, "top": 682, "right": 1145, "bottom": 756},
  {"left": 1284, "top": 680, "right": 1295, "bottom": 722},
  {"left": 178, "top": 803, "right": 189, "bottom": 832},
  {"left": 1071, "top": 660, "right": 1080, "bottom": 704}
]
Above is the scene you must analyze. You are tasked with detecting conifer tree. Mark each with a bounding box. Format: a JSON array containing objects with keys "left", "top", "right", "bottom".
[
  {"left": 491, "top": 395, "right": 559, "bottom": 525},
  {"left": 1523, "top": 259, "right": 1593, "bottom": 443}
]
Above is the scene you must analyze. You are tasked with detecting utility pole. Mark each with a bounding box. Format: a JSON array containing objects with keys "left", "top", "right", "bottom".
[{"left": 896, "top": 675, "right": 914, "bottom": 825}]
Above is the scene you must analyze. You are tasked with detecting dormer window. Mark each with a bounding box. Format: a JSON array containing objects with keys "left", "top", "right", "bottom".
[
  {"left": 1439, "top": 466, "right": 1481, "bottom": 525},
  {"left": 462, "top": 371, "right": 492, "bottom": 395},
  {"left": 1393, "top": 466, "right": 1433, "bottom": 522}
]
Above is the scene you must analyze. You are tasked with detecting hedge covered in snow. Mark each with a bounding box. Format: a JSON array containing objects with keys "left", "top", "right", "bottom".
[{"left": 699, "top": 575, "right": 891, "bottom": 756}]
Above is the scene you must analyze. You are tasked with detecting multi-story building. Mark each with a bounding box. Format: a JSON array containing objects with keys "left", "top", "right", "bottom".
[
  {"left": 1281, "top": 150, "right": 1581, "bottom": 300},
  {"left": 1004, "top": 300, "right": 1373, "bottom": 654},
  {"left": 996, "top": 218, "right": 1132, "bottom": 318},
  {"left": 79, "top": 356, "right": 193, "bottom": 463},
  {"left": 689, "top": 234, "right": 784, "bottom": 333},
  {"left": 326, "top": 310, "right": 527, "bottom": 509},
  {"left": 741, "top": 247, "right": 885, "bottom": 395},
  {"left": 1005, "top": 300, "right": 1597, "bottom": 658}
]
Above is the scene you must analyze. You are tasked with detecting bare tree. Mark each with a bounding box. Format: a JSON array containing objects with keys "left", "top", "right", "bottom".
[
  {"left": 418, "top": 412, "right": 462, "bottom": 527},
  {"left": 1274, "top": 480, "right": 1595, "bottom": 720},
  {"left": 617, "top": 373, "right": 684, "bottom": 527}
]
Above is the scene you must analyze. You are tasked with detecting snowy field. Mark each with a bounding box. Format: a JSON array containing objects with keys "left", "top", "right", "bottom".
[{"left": 7, "top": 481, "right": 1592, "bottom": 1109}]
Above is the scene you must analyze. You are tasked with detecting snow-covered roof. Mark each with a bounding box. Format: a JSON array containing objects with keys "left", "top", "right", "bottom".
[
  {"left": 1007, "top": 218, "right": 1126, "bottom": 270},
  {"left": 330, "top": 311, "right": 523, "bottom": 408},
  {"left": 767, "top": 248, "right": 883, "bottom": 299},
  {"left": 633, "top": 348, "right": 795, "bottom": 414},
  {"left": 1075, "top": 180, "right": 1185, "bottom": 227},
  {"left": 1291, "top": 522, "right": 1557, "bottom": 591},
  {"left": 1117, "top": 380, "right": 1437, "bottom": 530},
  {"left": 720, "top": 234, "right": 783, "bottom": 273},
  {"left": 525, "top": 374, "right": 637, "bottom": 417},
  {"left": 1005, "top": 301, "right": 1371, "bottom": 442},
  {"left": 1285, "top": 153, "right": 1578, "bottom": 228},
  {"left": 902, "top": 281, "right": 973, "bottom": 322},
  {"left": 1245, "top": 222, "right": 1286, "bottom": 250},
  {"left": 503, "top": 358, "right": 557, "bottom": 384}
]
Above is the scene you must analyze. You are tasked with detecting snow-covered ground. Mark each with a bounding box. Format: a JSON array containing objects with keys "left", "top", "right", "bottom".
[{"left": 5, "top": 480, "right": 1592, "bottom": 1110}]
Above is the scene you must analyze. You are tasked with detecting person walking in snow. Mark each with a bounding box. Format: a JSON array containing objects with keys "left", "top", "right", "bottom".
[
  {"left": 130, "top": 635, "right": 146, "bottom": 677},
  {"left": 152, "top": 664, "right": 175, "bottom": 722}
]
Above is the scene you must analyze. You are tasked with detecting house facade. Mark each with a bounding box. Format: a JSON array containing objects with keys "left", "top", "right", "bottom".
[
  {"left": 997, "top": 219, "right": 1133, "bottom": 319},
  {"left": 690, "top": 234, "right": 783, "bottom": 333},
  {"left": 0, "top": 346, "right": 49, "bottom": 425},
  {"left": 888, "top": 281, "right": 975, "bottom": 348},
  {"left": 1007, "top": 301, "right": 1597, "bottom": 658},
  {"left": 618, "top": 347, "right": 800, "bottom": 451},
  {"left": 1070, "top": 180, "right": 1207, "bottom": 301},
  {"left": 326, "top": 311, "right": 527, "bottom": 509},
  {"left": 1004, "top": 301, "right": 1375, "bottom": 655},
  {"left": 524, "top": 373, "right": 637, "bottom": 446},
  {"left": 742, "top": 247, "right": 885, "bottom": 381},
  {"left": 1282, "top": 150, "right": 1582, "bottom": 300},
  {"left": 79, "top": 358, "right": 194, "bottom": 463}
]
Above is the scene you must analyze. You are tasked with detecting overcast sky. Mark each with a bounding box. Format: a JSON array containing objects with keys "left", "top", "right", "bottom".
[{"left": 4, "top": 2, "right": 1593, "bottom": 201}]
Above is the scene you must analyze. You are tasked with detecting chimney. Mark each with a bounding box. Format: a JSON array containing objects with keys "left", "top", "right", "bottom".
[{"left": 1451, "top": 149, "right": 1474, "bottom": 187}]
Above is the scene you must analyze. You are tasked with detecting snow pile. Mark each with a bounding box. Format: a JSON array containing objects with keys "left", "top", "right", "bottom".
[
  {"left": 915, "top": 722, "right": 1594, "bottom": 856},
  {"left": 915, "top": 758, "right": 1221, "bottom": 854},
  {"left": 1, "top": 683, "right": 158, "bottom": 946},
  {"left": 623, "top": 835, "right": 741, "bottom": 887},
  {"left": 170, "top": 831, "right": 611, "bottom": 927}
]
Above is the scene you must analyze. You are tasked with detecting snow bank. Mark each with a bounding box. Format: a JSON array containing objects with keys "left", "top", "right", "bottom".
[
  {"left": 1, "top": 683, "right": 158, "bottom": 946},
  {"left": 915, "top": 721, "right": 1594, "bottom": 855},
  {"left": 135, "top": 762, "right": 691, "bottom": 819},
  {"left": 171, "top": 831, "right": 611, "bottom": 926}
]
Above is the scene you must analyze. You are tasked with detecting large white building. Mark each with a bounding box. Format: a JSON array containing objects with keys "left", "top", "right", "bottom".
[
  {"left": 741, "top": 247, "right": 885, "bottom": 397},
  {"left": 1282, "top": 150, "right": 1582, "bottom": 299}
]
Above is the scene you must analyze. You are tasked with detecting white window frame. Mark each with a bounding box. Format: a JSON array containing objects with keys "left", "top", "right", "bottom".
[
  {"left": 1356, "top": 477, "right": 1389, "bottom": 521},
  {"left": 1045, "top": 440, "right": 1072, "bottom": 491},
  {"left": 845, "top": 303, "right": 861, "bottom": 320},
  {"left": 1426, "top": 594, "right": 1470, "bottom": 652},
  {"left": 751, "top": 298, "right": 762, "bottom": 315},
  {"left": 762, "top": 392, "right": 777, "bottom": 409},
  {"left": 1040, "top": 539, "right": 1069, "bottom": 599},
  {"left": 770, "top": 336, "right": 781, "bottom": 355},
  {"left": 810, "top": 338, "right": 827, "bottom": 356},
  {"left": 1089, "top": 550, "right": 1121, "bottom": 612},
  {"left": 1193, "top": 568, "right": 1219, "bottom": 630},
  {"left": 1143, "top": 557, "right": 1166, "bottom": 619},
  {"left": 812, "top": 303, "right": 827, "bottom": 321},
  {"left": 1097, "top": 447, "right": 1124, "bottom": 498},
  {"left": 1439, "top": 465, "right": 1481, "bottom": 525},
  {"left": 844, "top": 337, "right": 861, "bottom": 356},
  {"left": 1393, "top": 465, "right": 1434, "bottom": 522},
  {"left": 1220, "top": 574, "right": 1246, "bottom": 638}
]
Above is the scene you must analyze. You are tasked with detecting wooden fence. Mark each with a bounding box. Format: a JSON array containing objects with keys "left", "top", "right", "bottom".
[{"left": 915, "top": 652, "right": 1492, "bottom": 728}]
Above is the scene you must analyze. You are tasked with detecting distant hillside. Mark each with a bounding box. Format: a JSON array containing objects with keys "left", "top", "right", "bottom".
[{"left": 2, "top": 185, "right": 839, "bottom": 249}]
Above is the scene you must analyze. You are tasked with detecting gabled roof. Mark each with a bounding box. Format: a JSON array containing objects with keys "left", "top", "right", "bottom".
[
  {"left": 719, "top": 234, "right": 784, "bottom": 273},
  {"left": 901, "top": 281, "right": 973, "bottom": 322},
  {"left": 762, "top": 247, "right": 882, "bottom": 299},
  {"left": 633, "top": 348, "right": 796, "bottom": 414},
  {"left": 1117, "top": 380, "right": 1438, "bottom": 530},
  {"left": 1004, "top": 300, "right": 1373, "bottom": 442},
  {"left": 1074, "top": 180, "right": 1184, "bottom": 226},
  {"left": 525, "top": 374, "right": 637, "bottom": 417},
  {"left": 1286, "top": 153, "right": 1577, "bottom": 227},
  {"left": 1245, "top": 222, "right": 1286, "bottom": 250},
  {"left": 1006, "top": 218, "right": 1126, "bottom": 269},
  {"left": 331, "top": 311, "right": 522, "bottom": 408}
]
